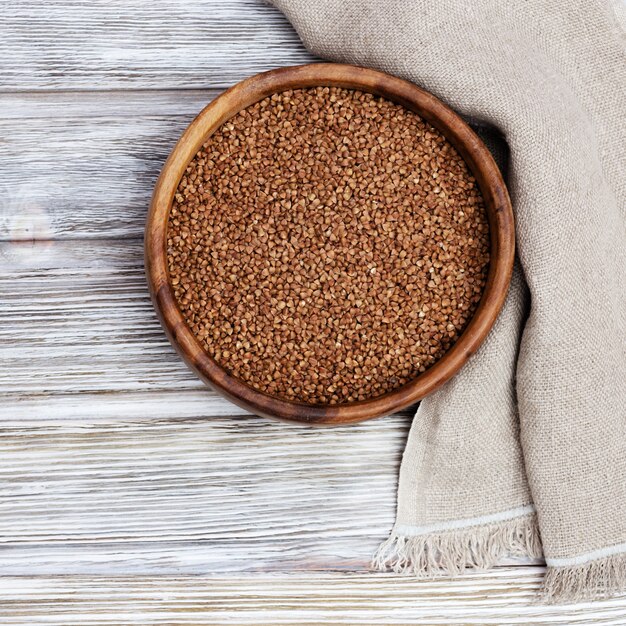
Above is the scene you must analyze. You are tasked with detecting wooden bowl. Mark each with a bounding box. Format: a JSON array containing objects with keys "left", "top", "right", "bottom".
[{"left": 145, "top": 63, "right": 514, "bottom": 425}]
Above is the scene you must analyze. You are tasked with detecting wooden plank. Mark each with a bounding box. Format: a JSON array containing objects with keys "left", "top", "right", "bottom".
[
  {"left": 0, "top": 413, "right": 408, "bottom": 573},
  {"left": 0, "top": 411, "right": 531, "bottom": 575},
  {"left": 0, "top": 239, "right": 204, "bottom": 395},
  {"left": 1, "top": 89, "right": 222, "bottom": 120},
  {"left": 0, "top": 0, "right": 316, "bottom": 92},
  {"left": 0, "top": 411, "right": 534, "bottom": 575},
  {"left": 1, "top": 390, "right": 249, "bottom": 425},
  {"left": 2, "top": 572, "right": 626, "bottom": 624},
  {"left": 0, "top": 96, "right": 206, "bottom": 240}
]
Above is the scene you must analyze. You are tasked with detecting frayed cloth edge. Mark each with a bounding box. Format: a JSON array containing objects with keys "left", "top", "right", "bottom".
[
  {"left": 372, "top": 512, "right": 541, "bottom": 577},
  {"left": 542, "top": 552, "right": 626, "bottom": 604}
]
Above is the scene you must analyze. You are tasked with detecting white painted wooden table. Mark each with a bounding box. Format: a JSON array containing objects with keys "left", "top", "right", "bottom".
[{"left": 1, "top": 1, "right": 625, "bottom": 623}]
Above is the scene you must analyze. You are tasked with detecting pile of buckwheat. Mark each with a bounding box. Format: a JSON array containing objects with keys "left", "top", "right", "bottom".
[{"left": 167, "top": 87, "right": 490, "bottom": 404}]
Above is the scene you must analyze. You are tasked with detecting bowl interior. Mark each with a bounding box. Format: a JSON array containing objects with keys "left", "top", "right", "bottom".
[{"left": 146, "top": 63, "right": 514, "bottom": 424}]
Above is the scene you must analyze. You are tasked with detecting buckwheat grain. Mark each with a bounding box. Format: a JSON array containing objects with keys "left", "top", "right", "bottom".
[{"left": 167, "top": 87, "right": 489, "bottom": 404}]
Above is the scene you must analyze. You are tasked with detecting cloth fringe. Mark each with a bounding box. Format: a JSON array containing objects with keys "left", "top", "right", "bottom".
[
  {"left": 372, "top": 513, "right": 542, "bottom": 577},
  {"left": 542, "top": 553, "right": 626, "bottom": 604}
]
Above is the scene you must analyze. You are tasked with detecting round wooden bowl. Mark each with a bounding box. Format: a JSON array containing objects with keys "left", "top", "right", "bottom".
[{"left": 145, "top": 63, "right": 514, "bottom": 425}]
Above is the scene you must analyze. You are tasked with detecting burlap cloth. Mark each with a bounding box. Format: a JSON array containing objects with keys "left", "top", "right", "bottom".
[{"left": 270, "top": 0, "right": 626, "bottom": 602}]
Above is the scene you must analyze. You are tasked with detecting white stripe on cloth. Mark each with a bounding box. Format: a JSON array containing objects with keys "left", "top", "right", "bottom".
[
  {"left": 394, "top": 504, "right": 536, "bottom": 537},
  {"left": 546, "top": 542, "right": 626, "bottom": 568}
]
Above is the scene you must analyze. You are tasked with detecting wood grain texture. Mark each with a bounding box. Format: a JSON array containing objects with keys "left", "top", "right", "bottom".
[
  {"left": 0, "top": 97, "right": 207, "bottom": 241},
  {"left": 0, "top": 414, "right": 407, "bottom": 572},
  {"left": 2, "top": 572, "right": 626, "bottom": 625},
  {"left": 0, "top": 0, "right": 316, "bottom": 91},
  {"left": 1, "top": 390, "right": 249, "bottom": 425},
  {"left": 0, "top": 408, "right": 530, "bottom": 576},
  {"left": 0, "top": 240, "right": 203, "bottom": 395}
]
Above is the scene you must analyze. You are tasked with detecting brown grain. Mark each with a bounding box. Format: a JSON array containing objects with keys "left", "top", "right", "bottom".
[{"left": 167, "top": 87, "right": 489, "bottom": 405}]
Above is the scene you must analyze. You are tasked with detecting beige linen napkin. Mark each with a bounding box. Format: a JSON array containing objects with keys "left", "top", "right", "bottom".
[{"left": 270, "top": 0, "right": 626, "bottom": 602}]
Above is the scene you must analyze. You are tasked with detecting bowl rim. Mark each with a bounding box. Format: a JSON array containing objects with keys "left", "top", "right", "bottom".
[{"left": 145, "top": 62, "right": 515, "bottom": 425}]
